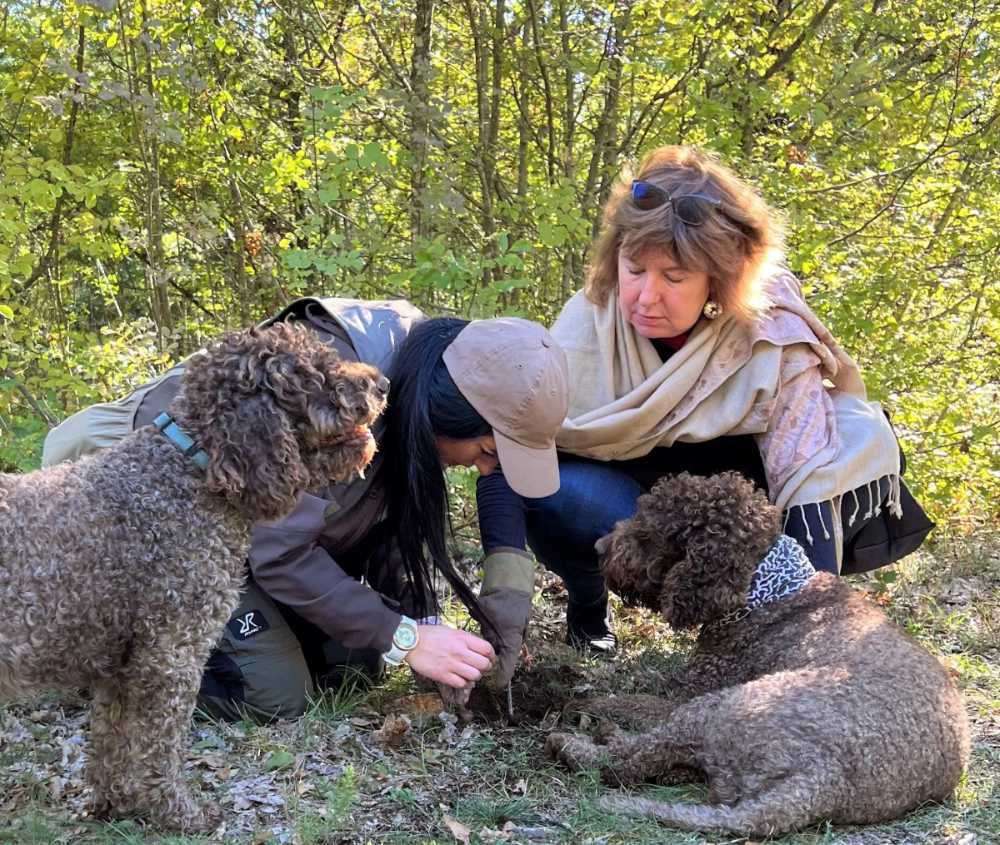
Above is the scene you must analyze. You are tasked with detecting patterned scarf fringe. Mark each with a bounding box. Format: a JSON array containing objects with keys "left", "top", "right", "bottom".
[{"left": 785, "top": 472, "right": 904, "bottom": 546}]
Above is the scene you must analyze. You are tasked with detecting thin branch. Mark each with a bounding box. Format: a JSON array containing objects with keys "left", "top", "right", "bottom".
[
  {"left": 20, "top": 25, "right": 86, "bottom": 296},
  {"left": 1, "top": 368, "right": 56, "bottom": 428}
]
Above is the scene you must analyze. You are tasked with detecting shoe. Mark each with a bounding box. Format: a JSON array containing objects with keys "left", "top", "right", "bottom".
[{"left": 566, "top": 594, "right": 618, "bottom": 656}]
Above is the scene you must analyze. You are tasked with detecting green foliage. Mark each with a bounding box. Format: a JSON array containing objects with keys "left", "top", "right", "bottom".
[
  {"left": 288, "top": 766, "right": 358, "bottom": 843},
  {"left": 0, "top": 0, "right": 996, "bottom": 521}
]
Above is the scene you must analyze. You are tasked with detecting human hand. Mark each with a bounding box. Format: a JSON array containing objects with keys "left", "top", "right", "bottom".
[{"left": 404, "top": 624, "right": 495, "bottom": 688}]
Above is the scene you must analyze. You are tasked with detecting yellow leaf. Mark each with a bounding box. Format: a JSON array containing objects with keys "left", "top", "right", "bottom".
[{"left": 443, "top": 814, "right": 471, "bottom": 845}]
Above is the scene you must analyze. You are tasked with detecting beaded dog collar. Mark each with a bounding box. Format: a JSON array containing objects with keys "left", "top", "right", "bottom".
[{"left": 708, "top": 534, "right": 817, "bottom": 629}]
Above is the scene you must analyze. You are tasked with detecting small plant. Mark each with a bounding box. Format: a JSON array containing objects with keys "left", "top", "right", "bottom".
[{"left": 291, "top": 767, "right": 358, "bottom": 844}]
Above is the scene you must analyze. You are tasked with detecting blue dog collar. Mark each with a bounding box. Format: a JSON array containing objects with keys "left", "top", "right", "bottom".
[{"left": 153, "top": 412, "right": 210, "bottom": 470}]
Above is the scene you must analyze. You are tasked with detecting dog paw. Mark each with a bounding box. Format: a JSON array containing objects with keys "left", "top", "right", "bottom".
[
  {"left": 593, "top": 718, "right": 624, "bottom": 745},
  {"left": 545, "top": 731, "right": 573, "bottom": 760},
  {"left": 170, "top": 800, "right": 223, "bottom": 834},
  {"left": 546, "top": 732, "right": 610, "bottom": 773},
  {"left": 144, "top": 791, "right": 224, "bottom": 833},
  {"left": 84, "top": 796, "right": 114, "bottom": 821}
]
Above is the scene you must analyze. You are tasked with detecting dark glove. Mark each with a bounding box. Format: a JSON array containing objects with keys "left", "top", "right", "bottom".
[{"left": 477, "top": 551, "right": 535, "bottom": 689}]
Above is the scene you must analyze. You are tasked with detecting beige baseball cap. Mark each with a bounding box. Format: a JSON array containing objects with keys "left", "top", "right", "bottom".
[{"left": 443, "top": 318, "right": 569, "bottom": 498}]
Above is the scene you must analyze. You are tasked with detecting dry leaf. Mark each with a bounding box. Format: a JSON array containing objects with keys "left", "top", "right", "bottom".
[
  {"left": 443, "top": 813, "right": 472, "bottom": 844},
  {"left": 373, "top": 713, "right": 412, "bottom": 747},
  {"left": 385, "top": 692, "right": 446, "bottom": 717}
]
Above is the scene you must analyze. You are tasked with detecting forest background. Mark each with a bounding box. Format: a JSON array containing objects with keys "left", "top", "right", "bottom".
[{"left": 0, "top": 0, "right": 997, "bottom": 528}]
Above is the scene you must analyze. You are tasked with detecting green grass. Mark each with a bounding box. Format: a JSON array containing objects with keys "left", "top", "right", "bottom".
[{"left": 1, "top": 532, "right": 997, "bottom": 845}]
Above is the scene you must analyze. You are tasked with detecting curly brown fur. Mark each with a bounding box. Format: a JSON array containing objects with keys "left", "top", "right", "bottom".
[
  {"left": 549, "top": 472, "right": 970, "bottom": 837},
  {"left": 0, "top": 322, "right": 386, "bottom": 831},
  {"left": 600, "top": 472, "right": 780, "bottom": 627}
]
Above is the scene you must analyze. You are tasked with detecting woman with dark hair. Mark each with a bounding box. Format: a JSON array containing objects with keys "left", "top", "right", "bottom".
[{"left": 42, "top": 297, "right": 569, "bottom": 721}]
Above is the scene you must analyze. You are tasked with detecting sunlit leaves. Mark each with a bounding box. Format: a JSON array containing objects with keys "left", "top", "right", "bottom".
[{"left": 0, "top": 0, "right": 995, "bottom": 519}]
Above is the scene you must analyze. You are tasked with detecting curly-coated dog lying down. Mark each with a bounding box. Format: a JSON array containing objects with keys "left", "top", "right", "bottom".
[
  {"left": 0, "top": 322, "right": 387, "bottom": 832},
  {"left": 547, "top": 472, "right": 969, "bottom": 838}
]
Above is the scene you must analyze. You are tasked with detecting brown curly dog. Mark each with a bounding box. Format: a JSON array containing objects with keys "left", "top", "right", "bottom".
[
  {"left": 547, "top": 471, "right": 970, "bottom": 838},
  {"left": 0, "top": 322, "right": 387, "bottom": 832}
]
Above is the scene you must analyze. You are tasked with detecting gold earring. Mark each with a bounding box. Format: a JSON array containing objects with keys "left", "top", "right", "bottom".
[{"left": 703, "top": 300, "right": 722, "bottom": 320}]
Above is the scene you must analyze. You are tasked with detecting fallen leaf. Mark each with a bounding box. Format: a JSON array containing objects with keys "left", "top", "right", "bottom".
[
  {"left": 373, "top": 713, "right": 412, "bottom": 748},
  {"left": 191, "top": 751, "right": 228, "bottom": 770},
  {"left": 263, "top": 751, "right": 295, "bottom": 771},
  {"left": 443, "top": 813, "right": 472, "bottom": 844},
  {"left": 385, "top": 692, "right": 446, "bottom": 717}
]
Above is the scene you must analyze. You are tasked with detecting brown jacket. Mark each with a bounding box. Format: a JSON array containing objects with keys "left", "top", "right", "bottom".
[{"left": 46, "top": 298, "right": 425, "bottom": 653}]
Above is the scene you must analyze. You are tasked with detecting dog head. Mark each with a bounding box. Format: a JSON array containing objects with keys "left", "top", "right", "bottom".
[
  {"left": 599, "top": 472, "right": 781, "bottom": 629},
  {"left": 174, "top": 321, "right": 387, "bottom": 521}
]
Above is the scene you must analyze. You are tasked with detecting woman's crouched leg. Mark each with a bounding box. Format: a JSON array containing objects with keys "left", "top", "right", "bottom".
[
  {"left": 526, "top": 458, "right": 645, "bottom": 653},
  {"left": 197, "top": 580, "right": 314, "bottom": 723}
]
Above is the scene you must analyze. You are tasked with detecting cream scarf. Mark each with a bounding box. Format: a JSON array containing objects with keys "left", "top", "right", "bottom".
[{"left": 551, "top": 271, "right": 901, "bottom": 565}]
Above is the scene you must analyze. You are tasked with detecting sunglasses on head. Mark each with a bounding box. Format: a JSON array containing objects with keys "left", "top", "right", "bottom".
[{"left": 630, "top": 180, "right": 722, "bottom": 226}]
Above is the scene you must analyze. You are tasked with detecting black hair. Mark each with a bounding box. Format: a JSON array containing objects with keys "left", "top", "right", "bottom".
[{"left": 379, "top": 317, "right": 496, "bottom": 634}]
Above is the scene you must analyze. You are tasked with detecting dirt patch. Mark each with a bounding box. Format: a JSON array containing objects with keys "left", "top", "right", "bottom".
[{"left": 468, "top": 662, "right": 586, "bottom": 726}]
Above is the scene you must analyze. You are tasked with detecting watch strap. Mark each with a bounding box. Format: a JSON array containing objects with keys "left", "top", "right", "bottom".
[{"left": 383, "top": 615, "right": 419, "bottom": 666}]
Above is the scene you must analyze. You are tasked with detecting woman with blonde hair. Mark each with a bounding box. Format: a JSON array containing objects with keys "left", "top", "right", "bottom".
[{"left": 476, "top": 145, "right": 931, "bottom": 681}]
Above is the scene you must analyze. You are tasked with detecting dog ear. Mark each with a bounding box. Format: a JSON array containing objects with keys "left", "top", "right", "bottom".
[
  {"left": 658, "top": 555, "right": 706, "bottom": 629},
  {"left": 202, "top": 392, "right": 310, "bottom": 522},
  {"left": 600, "top": 525, "right": 650, "bottom": 606},
  {"left": 649, "top": 471, "right": 781, "bottom": 629},
  {"left": 658, "top": 538, "right": 756, "bottom": 629}
]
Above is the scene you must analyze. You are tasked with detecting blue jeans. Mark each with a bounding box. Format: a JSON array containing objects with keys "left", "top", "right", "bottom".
[
  {"left": 477, "top": 461, "right": 643, "bottom": 610},
  {"left": 526, "top": 461, "right": 644, "bottom": 608},
  {"left": 476, "top": 451, "right": 891, "bottom": 607}
]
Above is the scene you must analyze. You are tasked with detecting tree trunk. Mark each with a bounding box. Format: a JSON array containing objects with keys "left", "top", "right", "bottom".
[
  {"left": 409, "top": 0, "right": 435, "bottom": 250},
  {"left": 22, "top": 25, "right": 86, "bottom": 297},
  {"left": 139, "top": 0, "right": 170, "bottom": 337},
  {"left": 584, "top": 2, "right": 630, "bottom": 239},
  {"left": 557, "top": 0, "right": 576, "bottom": 299}
]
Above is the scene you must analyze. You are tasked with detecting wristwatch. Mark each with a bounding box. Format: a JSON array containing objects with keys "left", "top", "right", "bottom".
[{"left": 383, "top": 615, "right": 420, "bottom": 666}]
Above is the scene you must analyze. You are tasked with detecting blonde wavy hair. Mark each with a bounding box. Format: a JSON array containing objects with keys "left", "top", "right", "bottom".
[{"left": 585, "top": 146, "right": 785, "bottom": 322}]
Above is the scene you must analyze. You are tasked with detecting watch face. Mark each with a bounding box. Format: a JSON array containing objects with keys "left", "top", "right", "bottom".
[{"left": 394, "top": 625, "right": 418, "bottom": 650}]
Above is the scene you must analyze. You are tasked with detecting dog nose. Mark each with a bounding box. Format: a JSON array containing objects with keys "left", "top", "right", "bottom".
[{"left": 375, "top": 375, "right": 390, "bottom": 396}]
